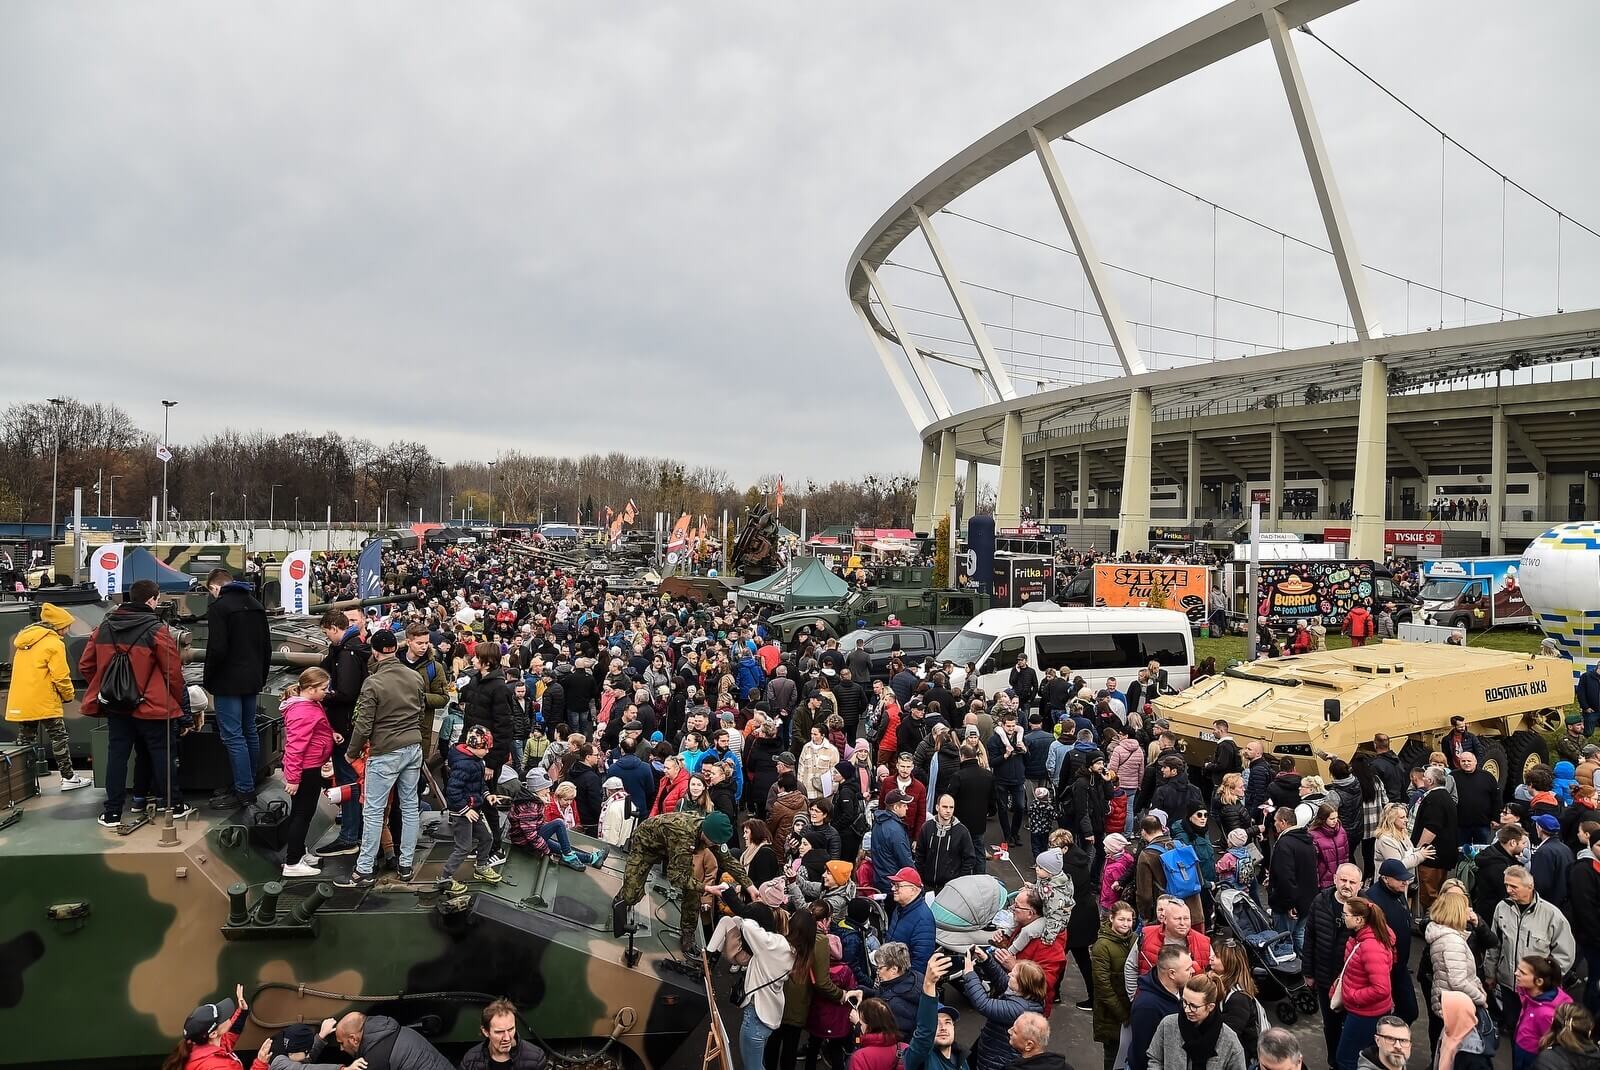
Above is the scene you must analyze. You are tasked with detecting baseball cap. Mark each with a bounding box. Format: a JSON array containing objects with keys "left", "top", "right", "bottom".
[
  {"left": 1378, "top": 858, "right": 1414, "bottom": 882},
  {"left": 1533, "top": 813, "right": 1562, "bottom": 833},
  {"left": 936, "top": 1004, "right": 962, "bottom": 1022},
  {"left": 271, "top": 1024, "right": 318, "bottom": 1058},
  {"left": 368, "top": 628, "right": 398, "bottom": 652},
  {"left": 888, "top": 866, "right": 923, "bottom": 889},
  {"left": 183, "top": 998, "right": 238, "bottom": 1041},
  {"left": 885, "top": 790, "right": 913, "bottom": 807},
  {"left": 775, "top": 751, "right": 798, "bottom": 767}
]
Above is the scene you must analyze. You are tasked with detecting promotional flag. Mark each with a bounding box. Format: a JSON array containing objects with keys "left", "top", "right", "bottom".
[
  {"left": 358, "top": 538, "right": 384, "bottom": 602},
  {"left": 154, "top": 443, "right": 172, "bottom": 463},
  {"left": 622, "top": 499, "right": 637, "bottom": 526},
  {"left": 279, "top": 549, "right": 313, "bottom": 614},
  {"left": 90, "top": 542, "right": 126, "bottom": 598},
  {"left": 775, "top": 476, "right": 784, "bottom": 511}
]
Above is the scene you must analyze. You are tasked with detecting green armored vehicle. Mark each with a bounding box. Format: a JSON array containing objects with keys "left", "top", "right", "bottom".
[{"left": 0, "top": 776, "right": 714, "bottom": 1068}]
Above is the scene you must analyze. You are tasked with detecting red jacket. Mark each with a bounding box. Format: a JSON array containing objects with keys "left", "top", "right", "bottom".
[
  {"left": 78, "top": 604, "right": 186, "bottom": 720},
  {"left": 1338, "top": 925, "right": 1395, "bottom": 1018},
  {"left": 1343, "top": 607, "right": 1374, "bottom": 639},
  {"left": 848, "top": 1033, "right": 905, "bottom": 1070},
  {"left": 1014, "top": 929, "right": 1067, "bottom": 1016},
  {"left": 184, "top": 1008, "right": 247, "bottom": 1069},
  {"left": 878, "top": 775, "right": 927, "bottom": 839},
  {"left": 652, "top": 767, "right": 688, "bottom": 816},
  {"left": 1137, "top": 925, "right": 1213, "bottom": 976}
]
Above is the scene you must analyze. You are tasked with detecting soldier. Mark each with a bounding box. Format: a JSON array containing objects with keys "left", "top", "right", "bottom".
[
  {"left": 612, "top": 809, "right": 753, "bottom": 954},
  {"left": 4, "top": 601, "right": 88, "bottom": 791}
]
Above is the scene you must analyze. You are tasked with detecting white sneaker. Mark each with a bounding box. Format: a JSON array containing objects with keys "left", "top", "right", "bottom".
[
  {"left": 282, "top": 862, "right": 321, "bottom": 877},
  {"left": 300, "top": 854, "right": 323, "bottom": 869},
  {"left": 59, "top": 775, "right": 90, "bottom": 792}
]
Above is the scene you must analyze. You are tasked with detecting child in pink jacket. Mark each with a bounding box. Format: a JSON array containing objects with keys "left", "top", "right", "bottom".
[
  {"left": 1099, "top": 832, "right": 1135, "bottom": 910},
  {"left": 280, "top": 668, "right": 335, "bottom": 878}
]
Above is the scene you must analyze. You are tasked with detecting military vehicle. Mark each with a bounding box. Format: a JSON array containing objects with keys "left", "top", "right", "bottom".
[
  {"left": 0, "top": 769, "right": 715, "bottom": 1068},
  {"left": 1155, "top": 640, "right": 1568, "bottom": 793},
  {"left": 729, "top": 503, "right": 781, "bottom": 580},
  {"left": 765, "top": 587, "right": 986, "bottom": 646}
]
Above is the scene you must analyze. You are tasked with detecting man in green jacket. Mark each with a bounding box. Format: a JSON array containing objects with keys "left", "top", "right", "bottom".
[
  {"left": 338, "top": 628, "right": 426, "bottom": 889},
  {"left": 613, "top": 810, "right": 752, "bottom": 954},
  {"left": 400, "top": 622, "right": 448, "bottom": 759}
]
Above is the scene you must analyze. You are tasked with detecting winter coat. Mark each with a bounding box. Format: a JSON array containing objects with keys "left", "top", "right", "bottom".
[
  {"left": 888, "top": 894, "right": 937, "bottom": 974},
  {"left": 917, "top": 819, "right": 976, "bottom": 891},
  {"left": 1327, "top": 774, "right": 1364, "bottom": 839},
  {"left": 849, "top": 1033, "right": 906, "bottom": 1070},
  {"left": 1127, "top": 971, "right": 1182, "bottom": 1070},
  {"left": 564, "top": 761, "right": 604, "bottom": 833},
  {"left": 1309, "top": 822, "right": 1350, "bottom": 887},
  {"left": 1100, "top": 851, "right": 1135, "bottom": 910},
  {"left": 799, "top": 740, "right": 841, "bottom": 800},
  {"left": 79, "top": 604, "right": 187, "bottom": 721},
  {"left": 1134, "top": 836, "right": 1202, "bottom": 923},
  {"left": 1423, "top": 923, "right": 1487, "bottom": 1016},
  {"left": 606, "top": 753, "right": 655, "bottom": 816},
  {"left": 1453, "top": 767, "right": 1502, "bottom": 831},
  {"left": 1109, "top": 736, "right": 1145, "bottom": 792},
  {"left": 768, "top": 789, "right": 809, "bottom": 854},
  {"left": 1208, "top": 793, "right": 1253, "bottom": 846},
  {"left": 346, "top": 656, "right": 426, "bottom": 760},
  {"left": 1534, "top": 1045, "right": 1600, "bottom": 1070},
  {"left": 354, "top": 1015, "right": 453, "bottom": 1070},
  {"left": 871, "top": 970, "right": 924, "bottom": 1037},
  {"left": 1149, "top": 770, "right": 1204, "bottom": 826},
  {"left": 444, "top": 743, "right": 490, "bottom": 814},
  {"left": 1090, "top": 917, "right": 1135, "bottom": 1042},
  {"left": 280, "top": 695, "right": 334, "bottom": 779},
  {"left": 1487, "top": 894, "right": 1577, "bottom": 988},
  {"left": 1532, "top": 835, "right": 1576, "bottom": 909},
  {"left": 1265, "top": 771, "right": 1303, "bottom": 812},
  {"left": 1518, "top": 987, "right": 1574, "bottom": 1054},
  {"left": 202, "top": 581, "right": 271, "bottom": 696},
  {"left": 5, "top": 619, "right": 74, "bottom": 722},
  {"left": 320, "top": 626, "right": 369, "bottom": 736},
  {"left": 1570, "top": 857, "right": 1600, "bottom": 948},
  {"left": 458, "top": 1039, "right": 547, "bottom": 1070},
  {"left": 1267, "top": 826, "right": 1319, "bottom": 915},
  {"left": 988, "top": 726, "right": 1028, "bottom": 787},
  {"left": 650, "top": 766, "right": 687, "bottom": 817},
  {"left": 1337, "top": 925, "right": 1395, "bottom": 1018},
  {"left": 1145, "top": 1015, "right": 1246, "bottom": 1070},
  {"left": 878, "top": 775, "right": 928, "bottom": 841},
  {"left": 461, "top": 669, "right": 516, "bottom": 771},
  {"left": 735, "top": 655, "right": 766, "bottom": 698},
  {"left": 1060, "top": 845, "right": 1099, "bottom": 948},
  {"left": 950, "top": 760, "right": 994, "bottom": 839},
  {"left": 1302, "top": 887, "right": 1349, "bottom": 988},
  {"left": 1244, "top": 757, "right": 1273, "bottom": 815},
  {"left": 808, "top": 962, "right": 858, "bottom": 1040},
  {"left": 960, "top": 954, "right": 1043, "bottom": 1070},
  {"left": 1177, "top": 826, "right": 1218, "bottom": 884},
  {"left": 781, "top": 932, "right": 845, "bottom": 1027}
]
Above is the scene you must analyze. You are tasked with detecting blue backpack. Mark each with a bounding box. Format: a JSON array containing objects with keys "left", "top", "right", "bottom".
[{"left": 1157, "top": 840, "right": 1203, "bottom": 899}]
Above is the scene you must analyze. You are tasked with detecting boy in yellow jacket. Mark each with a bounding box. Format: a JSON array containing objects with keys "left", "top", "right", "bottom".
[{"left": 5, "top": 602, "right": 88, "bottom": 790}]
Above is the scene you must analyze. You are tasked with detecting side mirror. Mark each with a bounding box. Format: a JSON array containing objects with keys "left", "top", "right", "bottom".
[{"left": 1323, "top": 699, "right": 1341, "bottom": 723}]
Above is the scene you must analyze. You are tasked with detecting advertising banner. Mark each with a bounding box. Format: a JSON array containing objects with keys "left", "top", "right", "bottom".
[
  {"left": 358, "top": 539, "right": 384, "bottom": 601},
  {"left": 1090, "top": 564, "right": 1210, "bottom": 623},
  {"left": 1258, "top": 560, "right": 1375, "bottom": 627},
  {"left": 89, "top": 542, "right": 126, "bottom": 599},
  {"left": 1324, "top": 527, "right": 1442, "bottom": 547},
  {"left": 279, "top": 549, "right": 312, "bottom": 614},
  {"left": 994, "top": 555, "right": 1054, "bottom": 608}
]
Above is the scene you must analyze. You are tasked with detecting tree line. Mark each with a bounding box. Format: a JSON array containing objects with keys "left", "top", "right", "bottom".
[{"left": 0, "top": 398, "right": 932, "bottom": 533}]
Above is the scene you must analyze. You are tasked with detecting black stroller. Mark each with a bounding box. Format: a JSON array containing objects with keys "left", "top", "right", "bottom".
[{"left": 1212, "top": 885, "right": 1317, "bottom": 1024}]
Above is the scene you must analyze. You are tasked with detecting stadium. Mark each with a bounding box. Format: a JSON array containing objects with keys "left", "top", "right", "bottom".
[{"left": 847, "top": 0, "right": 1600, "bottom": 560}]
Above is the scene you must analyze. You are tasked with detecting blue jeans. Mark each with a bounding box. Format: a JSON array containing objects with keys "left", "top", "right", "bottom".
[
  {"left": 739, "top": 1003, "right": 774, "bottom": 1070},
  {"left": 539, "top": 819, "right": 573, "bottom": 856},
  {"left": 331, "top": 747, "right": 362, "bottom": 846},
  {"left": 211, "top": 693, "right": 260, "bottom": 796},
  {"left": 356, "top": 744, "right": 422, "bottom": 875},
  {"left": 1272, "top": 909, "right": 1307, "bottom": 958}
]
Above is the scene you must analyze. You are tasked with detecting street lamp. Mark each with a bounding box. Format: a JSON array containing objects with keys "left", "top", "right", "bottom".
[
  {"left": 241, "top": 491, "right": 248, "bottom": 524},
  {"left": 353, "top": 498, "right": 360, "bottom": 525},
  {"left": 383, "top": 489, "right": 394, "bottom": 528},
  {"left": 269, "top": 484, "right": 282, "bottom": 524},
  {"left": 160, "top": 400, "right": 177, "bottom": 535},
  {"left": 488, "top": 459, "right": 498, "bottom": 523},
  {"left": 46, "top": 397, "right": 66, "bottom": 538},
  {"left": 208, "top": 491, "right": 215, "bottom": 524},
  {"left": 437, "top": 460, "right": 446, "bottom": 524},
  {"left": 448, "top": 495, "right": 453, "bottom": 522},
  {"left": 107, "top": 475, "right": 120, "bottom": 518},
  {"left": 294, "top": 496, "right": 300, "bottom": 524},
  {"left": 467, "top": 494, "right": 475, "bottom": 522}
]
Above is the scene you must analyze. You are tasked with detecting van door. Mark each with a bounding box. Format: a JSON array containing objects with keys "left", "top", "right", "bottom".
[{"left": 977, "top": 633, "right": 1027, "bottom": 697}]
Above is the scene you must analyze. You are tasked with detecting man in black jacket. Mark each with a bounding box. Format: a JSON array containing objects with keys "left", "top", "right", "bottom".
[
  {"left": 1451, "top": 750, "right": 1500, "bottom": 847},
  {"left": 563, "top": 660, "right": 596, "bottom": 735},
  {"left": 462, "top": 650, "right": 516, "bottom": 777},
  {"left": 834, "top": 667, "right": 867, "bottom": 739},
  {"left": 1368, "top": 734, "right": 1407, "bottom": 803},
  {"left": 1149, "top": 756, "right": 1204, "bottom": 826},
  {"left": 1568, "top": 819, "right": 1600, "bottom": 1016},
  {"left": 1244, "top": 741, "right": 1273, "bottom": 827},
  {"left": 459, "top": 999, "right": 546, "bottom": 1070},
  {"left": 317, "top": 608, "right": 370, "bottom": 857},
  {"left": 1302, "top": 862, "right": 1362, "bottom": 1065},
  {"left": 203, "top": 569, "right": 272, "bottom": 808},
  {"left": 1471, "top": 823, "right": 1526, "bottom": 931},
  {"left": 915, "top": 794, "right": 976, "bottom": 891},
  {"left": 1008, "top": 655, "right": 1039, "bottom": 711},
  {"left": 950, "top": 743, "right": 994, "bottom": 859},
  {"left": 564, "top": 744, "right": 605, "bottom": 835},
  {"left": 1268, "top": 806, "right": 1318, "bottom": 957}
]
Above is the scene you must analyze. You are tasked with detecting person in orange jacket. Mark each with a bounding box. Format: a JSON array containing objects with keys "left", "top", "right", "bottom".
[{"left": 1342, "top": 601, "right": 1375, "bottom": 647}]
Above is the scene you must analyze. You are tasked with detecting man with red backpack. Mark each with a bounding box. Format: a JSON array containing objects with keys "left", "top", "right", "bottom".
[{"left": 79, "top": 579, "right": 194, "bottom": 827}]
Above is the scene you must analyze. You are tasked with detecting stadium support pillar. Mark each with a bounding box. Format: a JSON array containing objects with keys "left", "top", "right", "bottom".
[
  {"left": 1043, "top": 452, "right": 1056, "bottom": 521},
  {"left": 1350, "top": 358, "right": 1389, "bottom": 561},
  {"left": 995, "top": 413, "right": 1024, "bottom": 529},
  {"left": 933, "top": 430, "right": 958, "bottom": 527},
  {"left": 1490, "top": 407, "right": 1507, "bottom": 554},
  {"left": 1117, "top": 389, "right": 1153, "bottom": 554},
  {"left": 1077, "top": 447, "right": 1088, "bottom": 528},
  {"left": 1186, "top": 433, "right": 1200, "bottom": 526},
  {"left": 915, "top": 439, "right": 938, "bottom": 535},
  {"left": 966, "top": 459, "right": 980, "bottom": 522},
  {"left": 1269, "top": 429, "right": 1285, "bottom": 525}
]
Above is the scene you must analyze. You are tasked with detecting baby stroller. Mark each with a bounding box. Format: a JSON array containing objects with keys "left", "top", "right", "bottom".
[
  {"left": 1212, "top": 885, "right": 1316, "bottom": 1024},
  {"left": 930, "top": 874, "right": 1014, "bottom": 953}
]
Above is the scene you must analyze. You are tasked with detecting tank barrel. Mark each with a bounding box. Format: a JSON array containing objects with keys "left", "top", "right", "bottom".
[
  {"left": 184, "top": 646, "right": 324, "bottom": 668},
  {"left": 255, "top": 881, "right": 282, "bottom": 924},
  {"left": 227, "top": 883, "right": 250, "bottom": 927},
  {"left": 289, "top": 882, "right": 333, "bottom": 924},
  {"left": 305, "top": 588, "right": 426, "bottom": 614}
]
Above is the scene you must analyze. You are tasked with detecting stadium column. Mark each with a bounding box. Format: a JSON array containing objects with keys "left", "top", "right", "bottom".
[
  {"left": 1043, "top": 452, "right": 1056, "bottom": 521},
  {"left": 995, "top": 412, "right": 1024, "bottom": 528},
  {"left": 1490, "top": 407, "right": 1507, "bottom": 554},
  {"left": 1269, "top": 428, "right": 1285, "bottom": 525},
  {"left": 966, "top": 459, "right": 980, "bottom": 521},
  {"left": 1077, "top": 446, "right": 1088, "bottom": 528},
  {"left": 1349, "top": 358, "right": 1389, "bottom": 561},
  {"left": 933, "top": 430, "right": 958, "bottom": 526},
  {"left": 1186, "top": 433, "right": 1200, "bottom": 526},
  {"left": 1116, "top": 389, "right": 1153, "bottom": 554},
  {"left": 915, "top": 439, "right": 938, "bottom": 535}
]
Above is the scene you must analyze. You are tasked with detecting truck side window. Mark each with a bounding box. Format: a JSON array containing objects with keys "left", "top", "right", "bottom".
[
  {"left": 942, "top": 596, "right": 973, "bottom": 618},
  {"left": 866, "top": 635, "right": 895, "bottom": 654},
  {"left": 980, "top": 636, "right": 1026, "bottom": 676}
]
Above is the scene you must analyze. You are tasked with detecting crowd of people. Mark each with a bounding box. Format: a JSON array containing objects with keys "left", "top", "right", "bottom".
[{"left": 15, "top": 533, "right": 1600, "bottom": 1070}]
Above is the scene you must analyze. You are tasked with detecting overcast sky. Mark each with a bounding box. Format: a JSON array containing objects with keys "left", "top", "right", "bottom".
[{"left": 4, "top": 1, "right": 1596, "bottom": 486}]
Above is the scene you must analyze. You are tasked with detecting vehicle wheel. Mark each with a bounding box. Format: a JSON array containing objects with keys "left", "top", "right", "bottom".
[
  {"left": 1275, "top": 1000, "right": 1298, "bottom": 1026},
  {"left": 1398, "top": 738, "right": 1432, "bottom": 774},
  {"left": 1504, "top": 731, "right": 1550, "bottom": 795},
  {"left": 1480, "top": 738, "right": 1510, "bottom": 794},
  {"left": 1295, "top": 988, "right": 1317, "bottom": 1013}
]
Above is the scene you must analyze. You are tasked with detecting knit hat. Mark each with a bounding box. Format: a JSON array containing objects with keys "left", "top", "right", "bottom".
[
  {"left": 39, "top": 602, "right": 74, "bottom": 632},
  {"left": 1103, "top": 833, "right": 1129, "bottom": 855},
  {"left": 700, "top": 811, "right": 733, "bottom": 844},
  {"left": 1226, "top": 828, "right": 1249, "bottom": 848},
  {"left": 827, "top": 934, "right": 843, "bottom": 962},
  {"left": 1148, "top": 808, "right": 1169, "bottom": 830},
  {"left": 825, "top": 860, "right": 853, "bottom": 888},
  {"left": 525, "top": 768, "right": 553, "bottom": 793},
  {"left": 756, "top": 878, "right": 788, "bottom": 907},
  {"left": 1035, "top": 849, "right": 1064, "bottom": 877}
]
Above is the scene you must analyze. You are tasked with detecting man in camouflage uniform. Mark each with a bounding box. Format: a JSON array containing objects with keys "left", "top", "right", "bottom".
[{"left": 613, "top": 809, "right": 752, "bottom": 953}]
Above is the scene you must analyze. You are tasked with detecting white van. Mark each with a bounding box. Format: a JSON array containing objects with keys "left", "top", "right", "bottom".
[{"left": 936, "top": 602, "right": 1195, "bottom": 699}]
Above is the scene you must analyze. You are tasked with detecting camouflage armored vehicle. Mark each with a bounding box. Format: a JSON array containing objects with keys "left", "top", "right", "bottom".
[
  {"left": 0, "top": 777, "right": 713, "bottom": 1068},
  {"left": 1156, "top": 640, "right": 1568, "bottom": 792}
]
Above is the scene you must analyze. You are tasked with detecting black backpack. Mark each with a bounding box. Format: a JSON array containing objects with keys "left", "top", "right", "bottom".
[{"left": 96, "top": 637, "right": 147, "bottom": 715}]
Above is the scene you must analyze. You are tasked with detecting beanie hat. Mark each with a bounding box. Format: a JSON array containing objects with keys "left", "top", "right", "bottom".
[
  {"left": 1103, "top": 833, "right": 1129, "bottom": 855},
  {"left": 700, "top": 810, "right": 733, "bottom": 844},
  {"left": 464, "top": 725, "right": 493, "bottom": 750},
  {"left": 1227, "top": 828, "right": 1249, "bottom": 848},
  {"left": 827, "top": 934, "right": 843, "bottom": 962},
  {"left": 1035, "top": 848, "right": 1064, "bottom": 877},
  {"left": 756, "top": 878, "right": 788, "bottom": 907},
  {"left": 825, "top": 860, "right": 853, "bottom": 888},
  {"left": 1294, "top": 802, "right": 1317, "bottom": 828},
  {"left": 39, "top": 602, "right": 74, "bottom": 632}
]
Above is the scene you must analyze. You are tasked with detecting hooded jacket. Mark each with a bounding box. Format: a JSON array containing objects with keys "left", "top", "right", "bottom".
[
  {"left": 280, "top": 695, "right": 334, "bottom": 779},
  {"left": 202, "top": 581, "right": 271, "bottom": 696},
  {"left": 1267, "top": 825, "right": 1319, "bottom": 915},
  {"left": 5, "top": 611, "right": 74, "bottom": 722},
  {"left": 79, "top": 603, "right": 186, "bottom": 721},
  {"left": 346, "top": 655, "right": 426, "bottom": 760},
  {"left": 462, "top": 668, "right": 516, "bottom": 771},
  {"left": 869, "top": 807, "right": 914, "bottom": 892},
  {"left": 355, "top": 1015, "right": 454, "bottom": 1070},
  {"left": 1089, "top": 917, "right": 1135, "bottom": 1042},
  {"left": 607, "top": 752, "right": 655, "bottom": 815},
  {"left": 904, "top": 990, "right": 970, "bottom": 1070},
  {"left": 1127, "top": 971, "right": 1183, "bottom": 1070},
  {"left": 916, "top": 817, "right": 976, "bottom": 890}
]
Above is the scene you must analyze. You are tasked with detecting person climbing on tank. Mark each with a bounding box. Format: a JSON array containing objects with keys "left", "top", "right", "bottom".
[{"left": 612, "top": 808, "right": 755, "bottom": 955}]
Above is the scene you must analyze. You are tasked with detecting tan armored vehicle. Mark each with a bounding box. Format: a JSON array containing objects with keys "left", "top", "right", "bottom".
[{"left": 1157, "top": 641, "right": 1568, "bottom": 791}]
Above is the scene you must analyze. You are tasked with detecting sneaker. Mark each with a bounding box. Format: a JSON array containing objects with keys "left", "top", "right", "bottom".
[
  {"left": 486, "top": 852, "right": 508, "bottom": 868},
  {"left": 472, "top": 865, "right": 503, "bottom": 884},
  {"left": 559, "top": 852, "right": 587, "bottom": 872},
  {"left": 283, "top": 862, "right": 321, "bottom": 877},
  {"left": 585, "top": 848, "right": 609, "bottom": 868},
  {"left": 436, "top": 878, "right": 468, "bottom": 895},
  {"left": 316, "top": 839, "right": 361, "bottom": 858},
  {"left": 396, "top": 864, "right": 415, "bottom": 883},
  {"left": 335, "top": 871, "right": 376, "bottom": 890},
  {"left": 1075, "top": 999, "right": 1094, "bottom": 1011},
  {"left": 97, "top": 813, "right": 122, "bottom": 828},
  {"left": 59, "top": 774, "right": 90, "bottom": 792},
  {"left": 209, "top": 791, "right": 242, "bottom": 810},
  {"left": 130, "top": 796, "right": 149, "bottom": 811},
  {"left": 164, "top": 803, "right": 194, "bottom": 821},
  {"left": 299, "top": 854, "right": 323, "bottom": 869}
]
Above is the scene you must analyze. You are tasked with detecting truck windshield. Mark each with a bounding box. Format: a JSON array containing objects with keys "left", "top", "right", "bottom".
[
  {"left": 1420, "top": 579, "right": 1469, "bottom": 600},
  {"left": 938, "top": 629, "right": 994, "bottom": 667}
]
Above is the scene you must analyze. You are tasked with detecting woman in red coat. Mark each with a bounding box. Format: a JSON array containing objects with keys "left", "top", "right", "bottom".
[
  {"left": 162, "top": 985, "right": 251, "bottom": 1070},
  {"left": 1333, "top": 896, "right": 1395, "bottom": 1070},
  {"left": 847, "top": 998, "right": 905, "bottom": 1070},
  {"left": 651, "top": 753, "right": 688, "bottom": 816}
]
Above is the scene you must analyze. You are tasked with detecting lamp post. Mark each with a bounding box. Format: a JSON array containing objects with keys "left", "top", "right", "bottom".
[
  {"left": 467, "top": 494, "right": 476, "bottom": 523},
  {"left": 269, "top": 484, "right": 281, "bottom": 524},
  {"left": 437, "top": 460, "right": 446, "bottom": 524},
  {"left": 208, "top": 491, "right": 215, "bottom": 524},
  {"left": 383, "top": 489, "right": 394, "bottom": 528},
  {"left": 448, "top": 495, "right": 454, "bottom": 522},
  {"left": 294, "top": 496, "right": 300, "bottom": 524},
  {"left": 160, "top": 400, "right": 177, "bottom": 534},
  {"left": 353, "top": 498, "right": 360, "bottom": 525},
  {"left": 107, "top": 475, "right": 120, "bottom": 518},
  {"left": 488, "top": 459, "right": 498, "bottom": 524},
  {"left": 46, "top": 397, "right": 66, "bottom": 538},
  {"left": 242, "top": 491, "right": 248, "bottom": 524}
]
